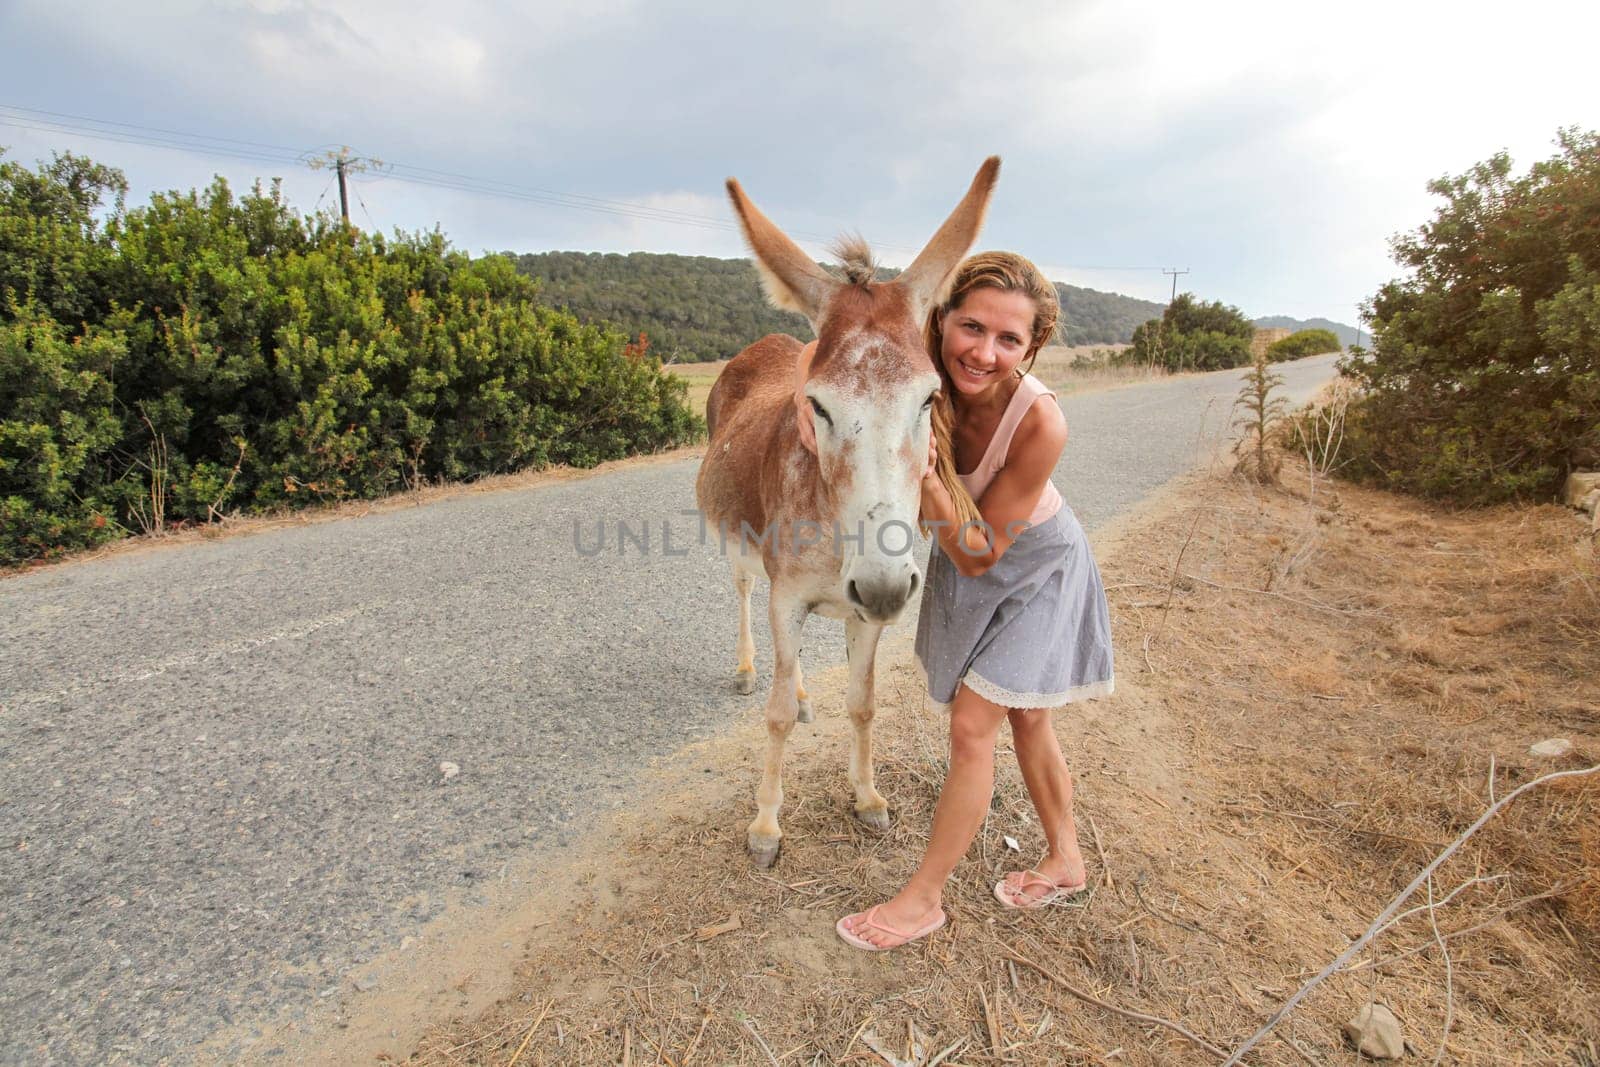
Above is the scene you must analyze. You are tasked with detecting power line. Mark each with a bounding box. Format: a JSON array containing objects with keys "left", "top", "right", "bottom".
[{"left": 1, "top": 101, "right": 1183, "bottom": 273}]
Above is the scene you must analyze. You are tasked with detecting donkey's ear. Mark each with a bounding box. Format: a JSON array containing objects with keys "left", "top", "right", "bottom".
[
  {"left": 726, "top": 178, "right": 840, "bottom": 328},
  {"left": 897, "top": 157, "right": 1001, "bottom": 322}
]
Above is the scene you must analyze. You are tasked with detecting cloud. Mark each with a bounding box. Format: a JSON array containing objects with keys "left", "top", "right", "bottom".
[{"left": 3, "top": 0, "right": 1596, "bottom": 322}]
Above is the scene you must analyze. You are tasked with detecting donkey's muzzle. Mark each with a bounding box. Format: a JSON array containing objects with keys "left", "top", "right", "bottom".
[{"left": 846, "top": 569, "right": 920, "bottom": 622}]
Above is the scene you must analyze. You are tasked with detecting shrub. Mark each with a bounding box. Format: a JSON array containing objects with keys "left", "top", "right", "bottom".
[
  {"left": 1333, "top": 128, "right": 1600, "bottom": 504},
  {"left": 1232, "top": 349, "right": 1287, "bottom": 483},
  {"left": 0, "top": 149, "right": 702, "bottom": 565},
  {"left": 1129, "top": 293, "right": 1254, "bottom": 371},
  {"left": 1267, "top": 328, "right": 1340, "bottom": 361}
]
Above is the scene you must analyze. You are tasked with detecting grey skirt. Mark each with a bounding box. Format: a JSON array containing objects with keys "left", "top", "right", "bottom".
[{"left": 914, "top": 507, "right": 1114, "bottom": 711}]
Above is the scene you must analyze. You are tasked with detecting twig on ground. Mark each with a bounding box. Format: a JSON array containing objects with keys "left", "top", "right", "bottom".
[
  {"left": 1426, "top": 874, "right": 1454, "bottom": 1067},
  {"left": 1006, "top": 949, "right": 1228, "bottom": 1059},
  {"left": 1221, "top": 802, "right": 1445, "bottom": 848},
  {"left": 504, "top": 999, "right": 553, "bottom": 1067},
  {"left": 1220, "top": 762, "right": 1600, "bottom": 1066},
  {"left": 1181, "top": 572, "right": 1384, "bottom": 618},
  {"left": 681, "top": 1011, "right": 711, "bottom": 1066},
  {"left": 1088, "top": 814, "right": 1113, "bottom": 890},
  {"left": 1345, "top": 884, "right": 1574, "bottom": 974},
  {"left": 1275, "top": 1030, "right": 1321, "bottom": 1067},
  {"left": 1375, "top": 874, "right": 1506, "bottom": 938},
  {"left": 1156, "top": 511, "right": 1206, "bottom": 641},
  {"left": 739, "top": 1017, "right": 781, "bottom": 1067},
  {"left": 1133, "top": 880, "right": 1222, "bottom": 943}
]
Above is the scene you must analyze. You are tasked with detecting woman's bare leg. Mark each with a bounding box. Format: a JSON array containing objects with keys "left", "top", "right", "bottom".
[
  {"left": 1002, "top": 708, "right": 1086, "bottom": 902},
  {"left": 839, "top": 683, "right": 1008, "bottom": 947}
]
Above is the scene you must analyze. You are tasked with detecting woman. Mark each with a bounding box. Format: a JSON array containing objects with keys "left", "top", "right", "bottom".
[{"left": 795, "top": 251, "right": 1115, "bottom": 950}]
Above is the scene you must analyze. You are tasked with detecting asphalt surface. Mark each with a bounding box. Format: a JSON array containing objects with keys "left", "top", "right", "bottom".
[{"left": 0, "top": 353, "right": 1337, "bottom": 1064}]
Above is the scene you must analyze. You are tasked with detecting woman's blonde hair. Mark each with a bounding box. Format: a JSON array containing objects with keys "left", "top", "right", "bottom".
[{"left": 924, "top": 251, "right": 1061, "bottom": 533}]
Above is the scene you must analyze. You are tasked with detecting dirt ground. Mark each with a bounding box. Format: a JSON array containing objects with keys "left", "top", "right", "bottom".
[{"left": 354, "top": 456, "right": 1596, "bottom": 1066}]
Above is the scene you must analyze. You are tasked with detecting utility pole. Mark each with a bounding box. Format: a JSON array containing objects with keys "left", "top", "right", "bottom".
[
  {"left": 1157, "top": 268, "right": 1190, "bottom": 371},
  {"left": 306, "top": 146, "right": 384, "bottom": 232},
  {"left": 1164, "top": 267, "right": 1190, "bottom": 303}
]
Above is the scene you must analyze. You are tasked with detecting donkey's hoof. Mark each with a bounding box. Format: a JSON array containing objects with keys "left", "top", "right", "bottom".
[
  {"left": 795, "top": 697, "right": 814, "bottom": 724},
  {"left": 735, "top": 670, "right": 757, "bottom": 695},
  {"left": 747, "top": 833, "right": 781, "bottom": 868},
  {"left": 854, "top": 806, "right": 892, "bottom": 832}
]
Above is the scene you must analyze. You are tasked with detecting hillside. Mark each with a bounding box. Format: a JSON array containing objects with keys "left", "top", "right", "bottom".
[
  {"left": 1054, "top": 283, "right": 1165, "bottom": 347},
  {"left": 510, "top": 250, "right": 1167, "bottom": 361},
  {"left": 1253, "top": 314, "right": 1360, "bottom": 347}
]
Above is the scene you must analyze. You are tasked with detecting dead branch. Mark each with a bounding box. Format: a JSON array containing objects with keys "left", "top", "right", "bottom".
[
  {"left": 739, "top": 1017, "right": 780, "bottom": 1067},
  {"left": 1344, "top": 883, "right": 1575, "bottom": 975},
  {"left": 1181, "top": 572, "right": 1384, "bottom": 619},
  {"left": 1005, "top": 949, "right": 1228, "bottom": 1059},
  {"left": 504, "top": 999, "right": 553, "bottom": 1067},
  {"left": 1425, "top": 874, "right": 1453, "bottom": 1067},
  {"left": 1220, "top": 762, "right": 1600, "bottom": 1066}
]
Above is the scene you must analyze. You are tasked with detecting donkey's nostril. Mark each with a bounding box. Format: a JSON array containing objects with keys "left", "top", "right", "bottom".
[
  {"left": 847, "top": 580, "right": 863, "bottom": 607},
  {"left": 907, "top": 571, "right": 920, "bottom": 596}
]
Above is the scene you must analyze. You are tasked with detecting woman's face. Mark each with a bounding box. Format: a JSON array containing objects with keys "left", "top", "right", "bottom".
[{"left": 939, "top": 286, "right": 1037, "bottom": 400}]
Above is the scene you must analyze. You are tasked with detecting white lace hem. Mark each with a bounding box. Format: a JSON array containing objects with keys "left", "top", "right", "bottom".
[
  {"left": 915, "top": 655, "right": 1114, "bottom": 712},
  {"left": 965, "top": 669, "right": 1115, "bottom": 709}
]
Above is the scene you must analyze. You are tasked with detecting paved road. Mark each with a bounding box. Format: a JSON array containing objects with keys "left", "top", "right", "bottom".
[{"left": 0, "top": 354, "right": 1337, "bottom": 1063}]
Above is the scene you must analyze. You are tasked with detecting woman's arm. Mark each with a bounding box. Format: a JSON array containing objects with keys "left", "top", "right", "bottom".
[
  {"left": 920, "top": 398, "right": 1067, "bottom": 578},
  {"left": 794, "top": 339, "right": 818, "bottom": 455}
]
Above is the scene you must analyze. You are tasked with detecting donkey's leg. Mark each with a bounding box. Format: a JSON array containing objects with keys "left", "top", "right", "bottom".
[
  {"left": 748, "top": 591, "right": 809, "bottom": 867},
  {"left": 793, "top": 661, "right": 813, "bottom": 724},
  {"left": 844, "top": 617, "right": 890, "bottom": 830},
  {"left": 732, "top": 563, "right": 758, "bottom": 695}
]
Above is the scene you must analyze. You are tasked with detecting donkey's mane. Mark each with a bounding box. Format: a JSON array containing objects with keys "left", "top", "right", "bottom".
[{"left": 827, "top": 235, "right": 878, "bottom": 287}]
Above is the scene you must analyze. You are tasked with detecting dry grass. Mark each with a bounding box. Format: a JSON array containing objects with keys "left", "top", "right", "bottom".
[
  {"left": 405, "top": 458, "right": 1598, "bottom": 1066},
  {"left": 1030, "top": 345, "right": 1163, "bottom": 397},
  {"left": 662, "top": 360, "right": 729, "bottom": 422}
]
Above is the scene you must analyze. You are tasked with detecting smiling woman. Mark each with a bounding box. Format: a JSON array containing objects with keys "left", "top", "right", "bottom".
[{"left": 815, "top": 249, "right": 1116, "bottom": 951}]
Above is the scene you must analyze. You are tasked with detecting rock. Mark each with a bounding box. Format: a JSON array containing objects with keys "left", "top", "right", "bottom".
[
  {"left": 1529, "top": 738, "right": 1573, "bottom": 757},
  {"left": 1583, "top": 489, "right": 1600, "bottom": 516},
  {"left": 1343, "top": 1003, "right": 1405, "bottom": 1059},
  {"left": 353, "top": 975, "right": 379, "bottom": 993},
  {"left": 1564, "top": 471, "right": 1600, "bottom": 508},
  {"left": 439, "top": 761, "right": 460, "bottom": 782}
]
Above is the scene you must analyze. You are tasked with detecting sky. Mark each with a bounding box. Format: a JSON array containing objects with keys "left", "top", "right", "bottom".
[{"left": 1, "top": 0, "right": 1595, "bottom": 326}]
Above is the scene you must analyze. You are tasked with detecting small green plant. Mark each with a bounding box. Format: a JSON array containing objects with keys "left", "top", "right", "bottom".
[
  {"left": 1267, "top": 328, "right": 1340, "bottom": 361},
  {"left": 1233, "top": 348, "right": 1288, "bottom": 483}
]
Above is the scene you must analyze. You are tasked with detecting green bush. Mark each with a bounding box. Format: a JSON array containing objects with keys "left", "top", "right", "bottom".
[
  {"left": 1267, "top": 328, "right": 1340, "bottom": 361},
  {"left": 0, "top": 149, "right": 701, "bottom": 565},
  {"left": 1129, "top": 293, "right": 1254, "bottom": 371},
  {"left": 1334, "top": 129, "right": 1600, "bottom": 504}
]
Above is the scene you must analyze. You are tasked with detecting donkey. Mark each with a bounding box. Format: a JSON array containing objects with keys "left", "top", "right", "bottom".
[{"left": 695, "top": 158, "right": 999, "bottom": 867}]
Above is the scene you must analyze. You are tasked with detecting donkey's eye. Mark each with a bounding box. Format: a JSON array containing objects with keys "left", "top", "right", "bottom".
[
  {"left": 809, "top": 398, "right": 832, "bottom": 425},
  {"left": 921, "top": 393, "right": 935, "bottom": 410}
]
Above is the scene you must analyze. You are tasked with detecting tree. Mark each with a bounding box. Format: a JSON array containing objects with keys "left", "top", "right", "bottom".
[
  {"left": 1129, "top": 293, "right": 1253, "bottom": 371},
  {"left": 1339, "top": 128, "right": 1600, "bottom": 503},
  {"left": 1267, "top": 328, "right": 1340, "bottom": 361},
  {"left": 0, "top": 149, "right": 701, "bottom": 565}
]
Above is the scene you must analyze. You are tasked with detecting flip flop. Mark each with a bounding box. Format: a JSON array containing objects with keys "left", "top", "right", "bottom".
[
  {"left": 835, "top": 904, "right": 947, "bottom": 951},
  {"left": 993, "top": 869, "right": 1088, "bottom": 910}
]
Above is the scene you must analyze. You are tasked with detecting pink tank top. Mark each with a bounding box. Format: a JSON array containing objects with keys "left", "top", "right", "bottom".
[{"left": 955, "top": 372, "right": 1064, "bottom": 526}]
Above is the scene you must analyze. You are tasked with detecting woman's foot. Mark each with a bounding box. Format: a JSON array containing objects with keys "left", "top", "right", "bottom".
[
  {"left": 995, "top": 850, "right": 1087, "bottom": 908},
  {"left": 836, "top": 891, "right": 945, "bottom": 950}
]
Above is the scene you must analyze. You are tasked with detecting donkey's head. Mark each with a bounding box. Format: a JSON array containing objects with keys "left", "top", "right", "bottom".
[{"left": 726, "top": 158, "right": 999, "bottom": 622}]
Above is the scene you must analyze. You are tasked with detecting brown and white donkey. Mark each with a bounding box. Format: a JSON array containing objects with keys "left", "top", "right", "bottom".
[{"left": 695, "top": 158, "right": 999, "bottom": 866}]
